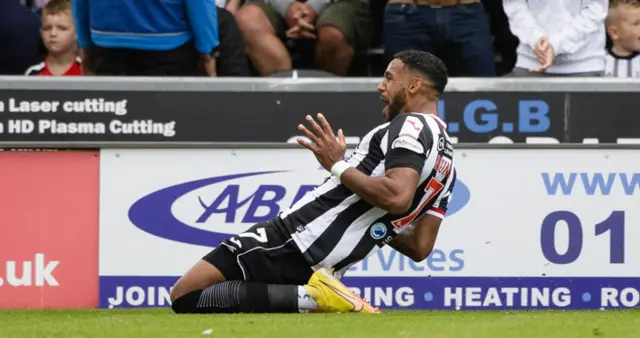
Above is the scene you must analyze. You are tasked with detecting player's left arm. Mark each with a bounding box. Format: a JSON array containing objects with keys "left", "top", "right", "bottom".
[{"left": 388, "top": 179, "right": 453, "bottom": 262}]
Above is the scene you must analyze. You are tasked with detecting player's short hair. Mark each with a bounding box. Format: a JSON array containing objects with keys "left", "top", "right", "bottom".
[
  {"left": 393, "top": 50, "right": 448, "bottom": 95},
  {"left": 42, "top": 0, "right": 71, "bottom": 16}
]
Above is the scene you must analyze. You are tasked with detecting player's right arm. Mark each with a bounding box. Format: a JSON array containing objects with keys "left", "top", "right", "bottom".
[
  {"left": 297, "top": 113, "right": 429, "bottom": 214},
  {"left": 338, "top": 114, "right": 432, "bottom": 214},
  {"left": 338, "top": 166, "right": 420, "bottom": 214}
]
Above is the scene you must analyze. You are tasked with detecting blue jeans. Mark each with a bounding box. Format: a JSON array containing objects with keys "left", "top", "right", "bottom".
[{"left": 383, "top": 2, "right": 496, "bottom": 77}]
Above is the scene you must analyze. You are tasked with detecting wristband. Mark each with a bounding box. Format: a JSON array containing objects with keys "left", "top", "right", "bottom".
[{"left": 330, "top": 160, "right": 351, "bottom": 179}]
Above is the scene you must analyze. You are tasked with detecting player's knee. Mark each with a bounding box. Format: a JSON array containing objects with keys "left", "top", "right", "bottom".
[
  {"left": 169, "top": 285, "right": 183, "bottom": 304},
  {"left": 169, "top": 277, "right": 194, "bottom": 304},
  {"left": 171, "top": 295, "right": 186, "bottom": 313},
  {"left": 236, "top": 4, "right": 273, "bottom": 37},
  {"left": 170, "top": 290, "right": 198, "bottom": 314}
]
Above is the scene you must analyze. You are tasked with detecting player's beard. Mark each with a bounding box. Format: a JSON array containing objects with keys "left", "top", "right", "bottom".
[{"left": 385, "top": 89, "right": 407, "bottom": 122}]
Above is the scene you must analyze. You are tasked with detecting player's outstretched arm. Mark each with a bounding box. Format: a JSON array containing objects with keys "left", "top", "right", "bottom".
[{"left": 388, "top": 214, "right": 441, "bottom": 262}]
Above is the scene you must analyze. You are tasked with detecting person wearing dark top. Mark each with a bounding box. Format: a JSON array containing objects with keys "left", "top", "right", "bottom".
[
  {"left": 0, "top": 1, "right": 44, "bottom": 75},
  {"left": 216, "top": 6, "right": 251, "bottom": 76}
]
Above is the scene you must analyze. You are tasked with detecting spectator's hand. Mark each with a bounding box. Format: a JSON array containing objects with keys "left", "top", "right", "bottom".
[
  {"left": 531, "top": 36, "right": 555, "bottom": 72},
  {"left": 286, "top": 19, "right": 316, "bottom": 39},
  {"left": 285, "top": 2, "right": 307, "bottom": 28},
  {"left": 534, "top": 37, "right": 547, "bottom": 64},
  {"left": 201, "top": 54, "right": 217, "bottom": 77},
  {"left": 285, "top": 2, "right": 317, "bottom": 39},
  {"left": 225, "top": 0, "right": 241, "bottom": 15}
]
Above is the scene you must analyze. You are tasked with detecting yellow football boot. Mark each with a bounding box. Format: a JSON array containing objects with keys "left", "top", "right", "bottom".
[{"left": 303, "top": 268, "right": 380, "bottom": 314}]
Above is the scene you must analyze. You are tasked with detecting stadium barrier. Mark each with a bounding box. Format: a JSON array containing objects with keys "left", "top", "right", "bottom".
[
  {"left": 0, "top": 76, "right": 639, "bottom": 145},
  {"left": 0, "top": 77, "right": 638, "bottom": 310}
]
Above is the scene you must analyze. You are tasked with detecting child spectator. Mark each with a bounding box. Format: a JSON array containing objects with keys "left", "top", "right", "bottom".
[
  {"left": 605, "top": 0, "right": 640, "bottom": 77},
  {"left": 25, "top": 0, "right": 81, "bottom": 76}
]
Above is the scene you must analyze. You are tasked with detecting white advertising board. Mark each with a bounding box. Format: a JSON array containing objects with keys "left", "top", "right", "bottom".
[{"left": 99, "top": 148, "right": 640, "bottom": 310}]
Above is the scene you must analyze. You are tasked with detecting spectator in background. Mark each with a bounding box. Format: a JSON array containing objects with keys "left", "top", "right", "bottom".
[
  {"left": 0, "top": 1, "right": 43, "bottom": 75},
  {"left": 503, "top": 0, "right": 607, "bottom": 77},
  {"left": 605, "top": 0, "right": 640, "bottom": 77},
  {"left": 215, "top": 0, "right": 252, "bottom": 76},
  {"left": 383, "top": 0, "right": 496, "bottom": 77},
  {"left": 483, "top": 0, "right": 519, "bottom": 76},
  {"left": 235, "top": 0, "right": 372, "bottom": 76},
  {"left": 25, "top": 0, "right": 82, "bottom": 76},
  {"left": 72, "top": 0, "right": 219, "bottom": 76}
]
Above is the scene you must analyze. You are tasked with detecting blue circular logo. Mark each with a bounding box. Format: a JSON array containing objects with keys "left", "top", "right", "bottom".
[{"left": 370, "top": 223, "right": 387, "bottom": 240}]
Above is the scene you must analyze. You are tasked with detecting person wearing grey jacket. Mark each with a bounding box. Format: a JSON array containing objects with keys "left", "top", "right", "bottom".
[{"left": 235, "top": 0, "right": 372, "bottom": 76}]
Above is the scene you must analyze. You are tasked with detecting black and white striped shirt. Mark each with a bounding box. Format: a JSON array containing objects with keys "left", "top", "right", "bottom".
[
  {"left": 279, "top": 113, "right": 457, "bottom": 276},
  {"left": 605, "top": 47, "right": 640, "bottom": 78}
]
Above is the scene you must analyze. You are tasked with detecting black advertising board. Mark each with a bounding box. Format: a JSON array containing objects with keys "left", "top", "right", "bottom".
[
  {"left": 0, "top": 83, "right": 638, "bottom": 144},
  {"left": 568, "top": 92, "right": 640, "bottom": 144}
]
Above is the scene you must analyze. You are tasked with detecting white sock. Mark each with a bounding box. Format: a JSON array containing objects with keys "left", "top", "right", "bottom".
[{"left": 297, "top": 286, "right": 318, "bottom": 312}]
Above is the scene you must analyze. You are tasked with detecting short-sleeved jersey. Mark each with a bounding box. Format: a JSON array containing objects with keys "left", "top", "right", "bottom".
[
  {"left": 24, "top": 56, "right": 83, "bottom": 76},
  {"left": 276, "top": 113, "right": 458, "bottom": 276},
  {"left": 605, "top": 46, "right": 640, "bottom": 78}
]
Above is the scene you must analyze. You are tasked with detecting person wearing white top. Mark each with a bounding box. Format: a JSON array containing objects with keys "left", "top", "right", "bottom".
[{"left": 503, "top": 0, "right": 608, "bottom": 76}]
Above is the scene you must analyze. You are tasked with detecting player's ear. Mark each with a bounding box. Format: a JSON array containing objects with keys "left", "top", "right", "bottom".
[{"left": 408, "top": 78, "right": 421, "bottom": 95}]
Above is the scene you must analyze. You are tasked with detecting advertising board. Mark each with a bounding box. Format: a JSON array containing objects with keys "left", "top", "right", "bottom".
[
  {"left": 0, "top": 151, "right": 99, "bottom": 308},
  {"left": 98, "top": 148, "right": 640, "bottom": 310},
  {"left": 1, "top": 77, "right": 640, "bottom": 144},
  {"left": 0, "top": 90, "right": 565, "bottom": 144}
]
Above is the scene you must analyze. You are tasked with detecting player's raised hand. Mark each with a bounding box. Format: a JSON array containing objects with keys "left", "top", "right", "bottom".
[{"left": 297, "top": 113, "right": 347, "bottom": 171}]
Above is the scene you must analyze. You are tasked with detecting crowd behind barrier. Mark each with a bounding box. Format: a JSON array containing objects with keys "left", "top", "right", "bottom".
[{"left": 2, "top": 0, "right": 639, "bottom": 78}]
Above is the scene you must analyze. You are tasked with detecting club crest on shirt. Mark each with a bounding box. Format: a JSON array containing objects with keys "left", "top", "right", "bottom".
[{"left": 369, "top": 223, "right": 387, "bottom": 240}]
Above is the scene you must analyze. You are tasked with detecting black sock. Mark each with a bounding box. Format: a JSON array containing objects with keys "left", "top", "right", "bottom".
[{"left": 171, "top": 281, "right": 299, "bottom": 314}]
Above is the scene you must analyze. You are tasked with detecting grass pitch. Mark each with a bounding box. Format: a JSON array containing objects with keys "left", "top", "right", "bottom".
[{"left": 0, "top": 309, "right": 638, "bottom": 338}]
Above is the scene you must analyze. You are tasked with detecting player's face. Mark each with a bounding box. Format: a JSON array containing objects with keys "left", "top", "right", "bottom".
[
  {"left": 377, "top": 59, "right": 409, "bottom": 122},
  {"left": 609, "top": 6, "right": 640, "bottom": 53},
  {"left": 41, "top": 11, "right": 77, "bottom": 55}
]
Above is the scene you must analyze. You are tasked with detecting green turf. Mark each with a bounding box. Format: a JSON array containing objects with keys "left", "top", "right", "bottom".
[{"left": 0, "top": 309, "right": 638, "bottom": 338}]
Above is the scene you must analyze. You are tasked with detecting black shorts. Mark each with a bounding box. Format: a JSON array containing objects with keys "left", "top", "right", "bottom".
[{"left": 203, "top": 220, "right": 313, "bottom": 285}]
